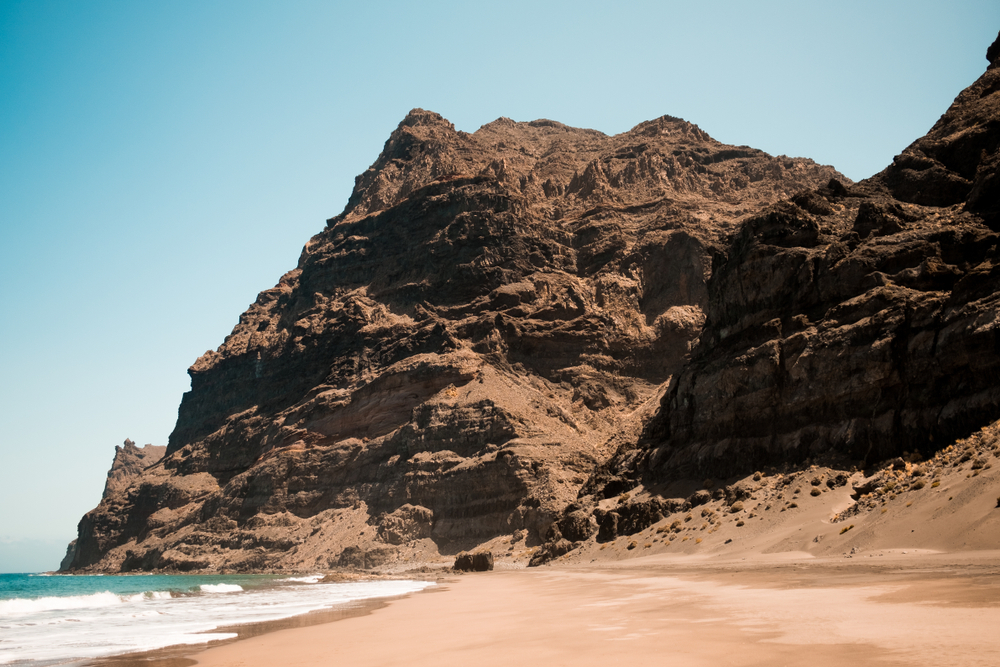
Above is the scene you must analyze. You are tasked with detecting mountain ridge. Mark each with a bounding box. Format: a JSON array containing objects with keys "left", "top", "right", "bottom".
[{"left": 63, "top": 31, "right": 1000, "bottom": 573}]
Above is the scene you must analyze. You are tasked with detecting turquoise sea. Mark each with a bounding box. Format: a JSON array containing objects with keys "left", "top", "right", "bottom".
[{"left": 0, "top": 572, "right": 433, "bottom": 665}]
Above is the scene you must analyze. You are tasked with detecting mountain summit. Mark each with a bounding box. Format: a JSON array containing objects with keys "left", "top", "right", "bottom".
[{"left": 65, "top": 31, "right": 1000, "bottom": 572}]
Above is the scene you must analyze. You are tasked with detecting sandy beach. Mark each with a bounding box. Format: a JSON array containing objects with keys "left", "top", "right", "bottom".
[{"left": 98, "top": 550, "right": 997, "bottom": 667}]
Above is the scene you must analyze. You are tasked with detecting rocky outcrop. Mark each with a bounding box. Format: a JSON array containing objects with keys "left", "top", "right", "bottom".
[
  {"left": 65, "top": 99, "right": 842, "bottom": 572},
  {"left": 879, "top": 33, "right": 1000, "bottom": 220},
  {"left": 102, "top": 440, "right": 166, "bottom": 498},
  {"left": 71, "top": 33, "right": 1000, "bottom": 574},
  {"left": 453, "top": 551, "right": 494, "bottom": 571},
  {"left": 64, "top": 440, "right": 165, "bottom": 570},
  {"left": 530, "top": 32, "right": 1000, "bottom": 560}
]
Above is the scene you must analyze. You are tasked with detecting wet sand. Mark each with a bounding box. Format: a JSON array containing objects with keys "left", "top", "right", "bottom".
[{"left": 95, "top": 551, "right": 1000, "bottom": 667}]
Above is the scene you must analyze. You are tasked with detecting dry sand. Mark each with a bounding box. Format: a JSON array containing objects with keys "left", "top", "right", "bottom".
[{"left": 128, "top": 550, "right": 997, "bottom": 667}]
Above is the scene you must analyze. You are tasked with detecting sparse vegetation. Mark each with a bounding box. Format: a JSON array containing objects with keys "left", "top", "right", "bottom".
[{"left": 840, "top": 524, "right": 854, "bottom": 535}]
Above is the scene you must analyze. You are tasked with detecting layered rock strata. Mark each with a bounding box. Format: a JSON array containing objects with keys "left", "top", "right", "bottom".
[
  {"left": 535, "top": 31, "right": 1000, "bottom": 558},
  {"left": 65, "top": 103, "right": 841, "bottom": 572},
  {"left": 69, "top": 32, "right": 1000, "bottom": 573},
  {"left": 65, "top": 440, "right": 165, "bottom": 569}
]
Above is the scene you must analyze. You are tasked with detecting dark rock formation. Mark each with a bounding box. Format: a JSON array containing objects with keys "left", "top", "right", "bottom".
[
  {"left": 71, "top": 30, "right": 1000, "bottom": 570},
  {"left": 879, "top": 33, "right": 1000, "bottom": 220},
  {"left": 76, "top": 33, "right": 1000, "bottom": 572},
  {"left": 102, "top": 440, "right": 166, "bottom": 498},
  {"left": 540, "top": 33, "right": 1000, "bottom": 560},
  {"left": 58, "top": 541, "right": 76, "bottom": 572},
  {"left": 453, "top": 551, "right": 494, "bottom": 571},
  {"left": 66, "top": 98, "right": 842, "bottom": 572},
  {"left": 63, "top": 440, "right": 165, "bottom": 570}
]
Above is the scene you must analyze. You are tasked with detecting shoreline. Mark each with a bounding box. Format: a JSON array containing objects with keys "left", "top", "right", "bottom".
[
  {"left": 76, "top": 573, "right": 451, "bottom": 667},
  {"left": 83, "top": 550, "right": 1000, "bottom": 667}
]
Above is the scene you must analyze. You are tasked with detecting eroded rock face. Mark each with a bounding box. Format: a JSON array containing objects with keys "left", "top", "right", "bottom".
[
  {"left": 65, "top": 440, "right": 166, "bottom": 570},
  {"left": 66, "top": 105, "right": 842, "bottom": 572},
  {"left": 102, "top": 440, "right": 166, "bottom": 499},
  {"left": 581, "top": 33, "right": 1000, "bottom": 503},
  {"left": 879, "top": 32, "right": 1000, "bottom": 220},
  {"left": 72, "top": 33, "right": 1000, "bottom": 572},
  {"left": 523, "top": 32, "right": 1000, "bottom": 564}
]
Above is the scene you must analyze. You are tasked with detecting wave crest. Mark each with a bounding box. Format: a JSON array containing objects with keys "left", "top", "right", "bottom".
[
  {"left": 0, "top": 590, "right": 174, "bottom": 616},
  {"left": 278, "top": 574, "right": 325, "bottom": 584},
  {"left": 199, "top": 583, "right": 243, "bottom": 593}
]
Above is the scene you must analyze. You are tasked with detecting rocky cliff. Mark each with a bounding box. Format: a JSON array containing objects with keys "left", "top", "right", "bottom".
[
  {"left": 66, "top": 32, "right": 1000, "bottom": 573},
  {"left": 63, "top": 440, "right": 164, "bottom": 570},
  {"left": 586, "top": 32, "right": 1000, "bottom": 488},
  {"left": 531, "top": 31, "right": 1000, "bottom": 560}
]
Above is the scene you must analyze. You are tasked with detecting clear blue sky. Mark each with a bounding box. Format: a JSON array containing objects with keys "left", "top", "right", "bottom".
[{"left": 1, "top": 0, "right": 997, "bottom": 573}]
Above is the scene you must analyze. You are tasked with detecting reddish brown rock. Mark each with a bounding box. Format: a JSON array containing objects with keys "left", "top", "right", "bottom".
[
  {"left": 525, "top": 32, "right": 1000, "bottom": 564},
  {"left": 64, "top": 104, "right": 842, "bottom": 572},
  {"left": 583, "top": 32, "right": 1000, "bottom": 504},
  {"left": 72, "top": 33, "right": 1000, "bottom": 569}
]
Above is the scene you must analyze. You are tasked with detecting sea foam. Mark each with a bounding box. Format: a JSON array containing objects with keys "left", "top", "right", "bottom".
[
  {"left": 0, "top": 591, "right": 135, "bottom": 615},
  {"left": 199, "top": 583, "right": 243, "bottom": 593},
  {"left": 278, "top": 574, "right": 325, "bottom": 584},
  {"left": 0, "top": 573, "right": 433, "bottom": 666}
]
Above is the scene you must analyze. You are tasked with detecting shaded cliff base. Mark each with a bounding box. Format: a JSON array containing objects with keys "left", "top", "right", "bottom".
[
  {"left": 533, "top": 420, "right": 1000, "bottom": 567},
  {"left": 71, "top": 419, "right": 1000, "bottom": 574}
]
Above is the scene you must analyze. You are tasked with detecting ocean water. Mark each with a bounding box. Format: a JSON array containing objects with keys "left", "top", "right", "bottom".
[{"left": 0, "top": 572, "right": 434, "bottom": 666}]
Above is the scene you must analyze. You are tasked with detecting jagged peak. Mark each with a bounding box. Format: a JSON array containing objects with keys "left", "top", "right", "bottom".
[
  {"left": 626, "top": 115, "right": 712, "bottom": 141},
  {"left": 480, "top": 116, "right": 518, "bottom": 129},
  {"left": 528, "top": 118, "right": 569, "bottom": 130},
  {"left": 987, "top": 29, "right": 1000, "bottom": 69},
  {"left": 474, "top": 115, "right": 606, "bottom": 138},
  {"left": 398, "top": 108, "right": 454, "bottom": 130}
]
